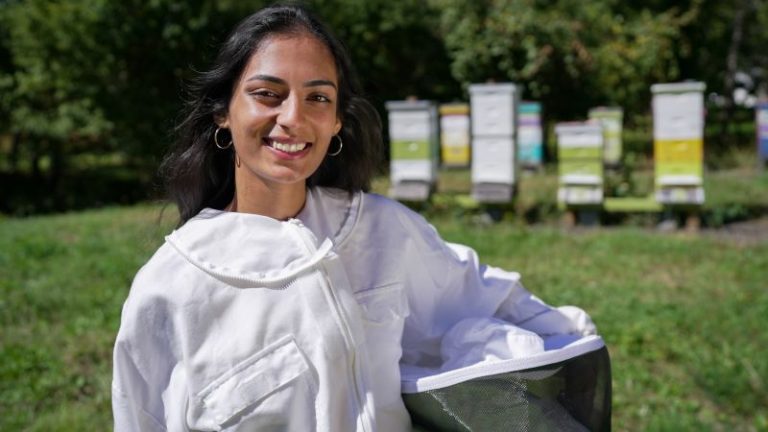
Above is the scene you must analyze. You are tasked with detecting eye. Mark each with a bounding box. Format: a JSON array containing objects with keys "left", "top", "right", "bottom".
[
  {"left": 308, "top": 93, "right": 333, "bottom": 103},
  {"left": 249, "top": 89, "right": 281, "bottom": 100}
]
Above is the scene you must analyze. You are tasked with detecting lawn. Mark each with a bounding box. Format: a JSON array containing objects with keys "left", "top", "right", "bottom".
[
  {"left": 0, "top": 205, "right": 175, "bottom": 430},
  {"left": 1, "top": 170, "right": 767, "bottom": 430}
]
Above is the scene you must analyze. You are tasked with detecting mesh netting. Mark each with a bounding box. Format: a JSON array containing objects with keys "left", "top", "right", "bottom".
[{"left": 403, "top": 346, "right": 611, "bottom": 432}]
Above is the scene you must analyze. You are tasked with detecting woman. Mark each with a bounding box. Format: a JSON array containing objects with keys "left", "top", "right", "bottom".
[{"left": 112, "top": 4, "right": 599, "bottom": 431}]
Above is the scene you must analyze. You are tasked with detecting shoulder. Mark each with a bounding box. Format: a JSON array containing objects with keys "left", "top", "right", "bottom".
[
  {"left": 354, "top": 192, "right": 446, "bottom": 251},
  {"left": 123, "top": 245, "right": 181, "bottom": 309},
  {"left": 131, "top": 242, "right": 185, "bottom": 292},
  {"left": 122, "top": 237, "right": 209, "bottom": 318},
  {"left": 360, "top": 192, "right": 421, "bottom": 222},
  {"left": 309, "top": 186, "right": 414, "bottom": 220},
  {"left": 361, "top": 192, "right": 434, "bottom": 232}
]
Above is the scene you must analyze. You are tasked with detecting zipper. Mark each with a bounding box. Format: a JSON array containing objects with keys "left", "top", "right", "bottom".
[{"left": 287, "top": 219, "right": 374, "bottom": 432}]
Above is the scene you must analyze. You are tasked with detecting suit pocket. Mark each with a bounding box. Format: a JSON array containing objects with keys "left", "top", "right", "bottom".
[
  {"left": 191, "top": 335, "right": 317, "bottom": 431},
  {"left": 354, "top": 282, "right": 409, "bottom": 325}
]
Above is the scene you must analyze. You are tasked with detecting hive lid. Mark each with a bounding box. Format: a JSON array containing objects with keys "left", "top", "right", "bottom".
[{"left": 651, "top": 81, "right": 706, "bottom": 94}]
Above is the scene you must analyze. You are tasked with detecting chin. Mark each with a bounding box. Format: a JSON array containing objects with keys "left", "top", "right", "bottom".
[{"left": 265, "top": 171, "right": 312, "bottom": 186}]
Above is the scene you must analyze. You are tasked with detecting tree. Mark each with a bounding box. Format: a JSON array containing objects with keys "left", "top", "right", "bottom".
[
  {"left": 309, "top": 0, "right": 461, "bottom": 107},
  {"left": 431, "top": 0, "right": 686, "bottom": 121},
  {"left": 669, "top": 0, "right": 768, "bottom": 148},
  {"left": 0, "top": 0, "right": 113, "bottom": 186},
  {"left": 92, "top": 0, "right": 266, "bottom": 163},
  {"left": 0, "top": 0, "right": 263, "bottom": 211}
]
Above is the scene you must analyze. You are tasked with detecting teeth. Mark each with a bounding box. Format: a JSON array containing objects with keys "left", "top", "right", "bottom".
[{"left": 271, "top": 141, "right": 307, "bottom": 153}]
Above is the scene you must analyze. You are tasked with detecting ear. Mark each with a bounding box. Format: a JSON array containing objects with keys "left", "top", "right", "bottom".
[
  {"left": 334, "top": 117, "right": 342, "bottom": 135},
  {"left": 214, "top": 112, "right": 229, "bottom": 129}
]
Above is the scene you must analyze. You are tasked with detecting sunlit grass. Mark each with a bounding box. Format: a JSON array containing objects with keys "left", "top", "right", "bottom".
[{"left": 1, "top": 192, "right": 766, "bottom": 430}]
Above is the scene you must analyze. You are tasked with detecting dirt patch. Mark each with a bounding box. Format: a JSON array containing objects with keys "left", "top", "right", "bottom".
[
  {"left": 557, "top": 214, "right": 768, "bottom": 247},
  {"left": 702, "top": 216, "right": 768, "bottom": 246}
]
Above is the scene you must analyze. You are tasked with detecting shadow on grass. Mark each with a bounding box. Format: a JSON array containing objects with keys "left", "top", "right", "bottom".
[
  {"left": 0, "top": 167, "right": 159, "bottom": 216},
  {"left": 401, "top": 193, "right": 768, "bottom": 229}
]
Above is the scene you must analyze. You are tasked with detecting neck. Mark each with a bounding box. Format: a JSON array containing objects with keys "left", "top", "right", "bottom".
[{"left": 228, "top": 180, "right": 307, "bottom": 221}]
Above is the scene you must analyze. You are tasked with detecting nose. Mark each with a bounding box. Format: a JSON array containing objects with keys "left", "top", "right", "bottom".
[{"left": 276, "top": 95, "right": 304, "bottom": 131}]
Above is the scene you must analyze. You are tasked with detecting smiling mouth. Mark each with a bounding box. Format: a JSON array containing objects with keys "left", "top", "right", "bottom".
[{"left": 263, "top": 138, "right": 310, "bottom": 154}]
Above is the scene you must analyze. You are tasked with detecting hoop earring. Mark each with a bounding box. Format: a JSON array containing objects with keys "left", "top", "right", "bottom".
[
  {"left": 215, "top": 127, "right": 232, "bottom": 149},
  {"left": 328, "top": 135, "right": 343, "bottom": 157}
]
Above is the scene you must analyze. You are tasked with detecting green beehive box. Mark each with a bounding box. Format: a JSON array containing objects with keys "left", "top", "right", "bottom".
[
  {"left": 386, "top": 100, "right": 439, "bottom": 201},
  {"left": 555, "top": 122, "right": 604, "bottom": 205},
  {"left": 391, "top": 140, "right": 432, "bottom": 160},
  {"left": 588, "top": 107, "right": 623, "bottom": 166},
  {"left": 558, "top": 160, "right": 603, "bottom": 180}
]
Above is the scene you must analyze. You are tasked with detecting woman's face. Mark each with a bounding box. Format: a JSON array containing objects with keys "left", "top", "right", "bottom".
[{"left": 218, "top": 33, "right": 342, "bottom": 191}]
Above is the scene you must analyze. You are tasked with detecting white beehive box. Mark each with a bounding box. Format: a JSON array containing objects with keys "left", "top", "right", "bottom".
[{"left": 469, "top": 83, "right": 519, "bottom": 203}]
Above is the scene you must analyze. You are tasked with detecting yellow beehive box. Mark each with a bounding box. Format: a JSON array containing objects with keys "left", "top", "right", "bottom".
[
  {"left": 439, "top": 103, "right": 471, "bottom": 167},
  {"left": 654, "top": 138, "right": 703, "bottom": 163}
]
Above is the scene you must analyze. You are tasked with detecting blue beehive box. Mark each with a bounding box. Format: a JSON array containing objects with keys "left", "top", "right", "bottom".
[
  {"left": 757, "top": 102, "right": 768, "bottom": 163},
  {"left": 517, "top": 101, "right": 543, "bottom": 167}
]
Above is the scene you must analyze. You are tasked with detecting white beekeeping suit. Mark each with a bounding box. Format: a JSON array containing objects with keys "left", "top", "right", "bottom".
[{"left": 113, "top": 186, "right": 598, "bottom": 431}]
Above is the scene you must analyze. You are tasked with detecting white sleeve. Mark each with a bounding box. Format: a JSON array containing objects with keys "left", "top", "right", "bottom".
[
  {"left": 112, "top": 280, "right": 177, "bottom": 432},
  {"left": 112, "top": 344, "right": 168, "bottom": 432},
  {"left": 398, "top": 213, "right": 595, "bottom": 367},
  {"left": 446, "top": 241, "right": 596, "bottom": 336}
]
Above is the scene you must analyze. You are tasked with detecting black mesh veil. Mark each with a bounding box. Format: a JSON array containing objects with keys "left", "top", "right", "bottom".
[{"left": 403, "top": 346, "right": 611, "bottom": 431}]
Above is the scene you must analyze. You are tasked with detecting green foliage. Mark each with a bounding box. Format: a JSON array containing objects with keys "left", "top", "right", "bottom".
[
  {"left": 676, "top": 0, "right": 768, "bottom": 96},
  {"left": 430, "top": 0, "right": 685, "bottom": 118},
  {"left": 0, "top": 0, "right": 261, "bottom": 167},
  {"left": 1, "top": 0, "right": 768, "bottom": 214},
  {"left": 702, "top": 165, "right": 768, "bottom": 226},
  {"left": 589, "top": 8, "right": 681, "bottom": 114},
  {"left": 311, "top": 0, "right": 460, "bottom": 104},
  {"left": 0, "top": 0, "right": 115, "bottom": 192},
  {"left": 0, "top": 0, "right": 459, "bottom": 167},
  {"left": 90, "top": 0, "right": 269, "bottom": 160}
]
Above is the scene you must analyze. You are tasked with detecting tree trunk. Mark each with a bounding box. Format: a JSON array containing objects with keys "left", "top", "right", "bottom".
[
  {"left": 30, "top": 140, "right": 42, "bottom": 180},
  {"left": 719, "top": 0, "right": 752, "bottom": 148},
  {"left": 48, "top": 141, "right": 66, "bottom": 210},
  {"left": 9, "top": 132, "right": 21, "bottom": 173}
]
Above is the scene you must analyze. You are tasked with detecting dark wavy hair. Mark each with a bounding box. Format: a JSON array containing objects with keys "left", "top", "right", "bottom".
[{"left": 160, "top": 3, "right": 383, "bottom": 226}]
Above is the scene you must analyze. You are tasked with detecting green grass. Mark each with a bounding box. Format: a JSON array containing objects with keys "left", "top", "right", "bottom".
[
  {"left": 1, "top": 198, "right": 767, "bottom": 430},
  {"left": 0, "top": 205, "right": 176, "bottom": 431}
]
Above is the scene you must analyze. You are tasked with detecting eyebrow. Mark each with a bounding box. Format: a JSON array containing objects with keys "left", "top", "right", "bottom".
[{"left": 246, "top": 74, "right": 337, "bottom": 90}]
